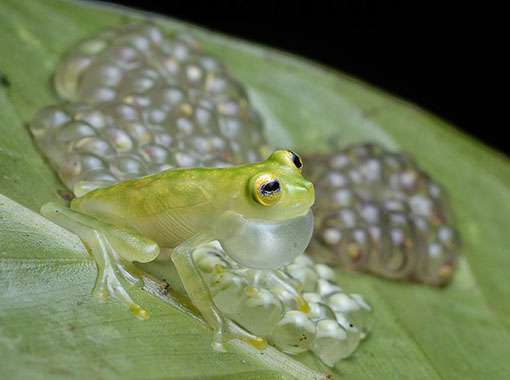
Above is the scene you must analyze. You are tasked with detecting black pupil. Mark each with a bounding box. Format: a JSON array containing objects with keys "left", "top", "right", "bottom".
[
  {"left": 262, "top": 180, "right": 280, "bottom": 193},
  {"left": 289, "top": 151, "right": 302, "bottom": 169}
]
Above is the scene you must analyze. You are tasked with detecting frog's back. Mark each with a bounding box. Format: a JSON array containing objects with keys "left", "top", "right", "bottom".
[{"left": 71, "top": 168, "right": 223, "bottom": 247}]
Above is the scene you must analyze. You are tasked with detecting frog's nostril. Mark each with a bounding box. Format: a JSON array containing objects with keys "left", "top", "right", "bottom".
[
  {"left": 297, "top": 181, "right": 315, "bottom": 202},
  {"left": 302, "top": 181, "right": 314, "bottom": 193}
]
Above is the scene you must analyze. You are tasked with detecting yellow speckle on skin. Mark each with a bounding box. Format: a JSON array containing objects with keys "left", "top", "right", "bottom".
[
  {"left": 440, "top": 264, "right": 453, "bottom": 280},
  {"left": 180, "top": 103, "right": 193, "bottom": 116},
  {"left": 246, "top": 285, "right": 258, "bottom": 295},
  {"left": 215, "top": 264, "right": 226, "bottom": 274},
  {"left": 297, "top": 296, "right": 310, "bottom": 313},
  {"left": 248, "top": 336, "right": 267, "bottom": 350},
  {"left": 130, "top": 304, "right": 150, "bottom": 320},
  {"left": 347, "top": 243, "right": 361, "bottom": 260}
]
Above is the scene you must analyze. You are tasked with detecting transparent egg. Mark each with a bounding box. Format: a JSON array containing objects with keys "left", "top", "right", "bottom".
[
  {"left": 334, "top": 313, "right": 362, "bottom": 356},
  {"left": 314, "top": 263, "right": 337, "bottom": 281},
  {"left": 270, "top": 311, "right": 316, "bottom": 354},
  {"left": 328, "top": 292, "right": 366, "bottom": 330},
  {"left": 194, "top": 53, "right": 226, "bottom": 75},
  {"left": 143, "top": 106, "right": 169, "bottom": 126},
  {"left": 425, "top": 242, "right": 455, "bottom": 284},
  {"left": 102, "top": 128, "right": 134, "bottom": 152},
  {"left": 85, "top": 170, "right": 118, "bottom": 183},
  {"left": 81, "top": 60, "right": 124, "bottom": 87},
  {"left": 312, "top": 319, "right": 350, "bottom": 366},
  {"left": 234, "top": 287, "right": 284, "bottom": 336},
  {"left": 194, "top": 106, "right": 220, "bottom": 134},
  {"left": 272, "top": 286, "right": 309, "bottom": 313},
  {"left": 178, "top": 62, "right": 206, "bottom": 89},
  {"left": 58, "top": 153, "right": 105, "bottom": 187},
  {"left": 109, "top": 155, "right": 147, "bottom": 179},
  {"left": 169, "top": 115, "right": 197, "bottom": 138},
  {"left": 70, "top": 137, "right": 116, "bottom": 159},
  {"left": 139, "top": 143, "right": 169, "bottom": 164},
  {"left": 172, "top": 150, "right": 200, "bottom": 167},
  {"left": 74, "top": 108, "right": 113, "bottom": 130},
  {"left": 55, "top": 54, "right": 93, "bottom": 100},
  {"left": 122, "top": 121, "right": 153, "bottom": 145},
  {"left": 148, "top": 85, "right": 188, "bottom": 111},
  {"left": 154, "top": 132, "right": 177, "bottom": 148},
  {"left": 108, "top": 44, "right": 144, "bottom": 69},
  {"left": 30, "top": 106, "right": 71, "bottom": 136},
  {"left": 78, "top": 84, "right": 117, "bottom": 103},
  {"left": 210, "top": 272, "right": 248, "bottom": 315},
  {"left": 285, "top": 263, "right": 318, "bottom": 292},
  {"left": 54, "top": 121, "right": 97, "bottom": 146},
  {"left": 118, "top": 32, "right": 151, "bottom": 52},
  {"left": 302, "top": 292, "right": 322, "bottom": 304},
  {"left": 102, "top": 102, "right": 139, "bottom": 121},
  {"left": 316, "top": 279, "right": 343, "bottom": 297},
  {"left": 206, "top": 75, "right": 247, "bottom": 101},
  {"left": 195, "top": 251, "right": 231, "bottom": 282},
  {"left": 307, "top": 302, "right": 337, "bottom": 322},
  {"left": 182, "top": 135, "right": 233, "bottom": 162},
  {"left": 137, "top": 23, "right": 164, "bottom": 45},
  {"left": 118, "top": 75, "right": 156, "bottom": 95},
  {"left": 350, "top": 293, "right": 374, "bottom": 337}
]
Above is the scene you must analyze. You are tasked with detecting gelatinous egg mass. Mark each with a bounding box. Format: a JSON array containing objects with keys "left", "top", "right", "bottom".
[
  {"left": 28, "top": 20, "right": 460, "bottom": 367},
  {"left": 193, "top": 243, "right": 373, "bottom": 366},
  {"left": 304, "top": 144, "right": 460, "bottom": 286},
  {"left": 31, "top": 22, "right": 268, "bottom": 188}
]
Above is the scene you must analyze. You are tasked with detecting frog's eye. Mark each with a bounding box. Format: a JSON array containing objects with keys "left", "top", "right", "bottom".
[
  {"left": 287, "top": 150, "right": 303, "bottom": 172},
  {"left": 253, "top": 174, "right": 282, "bottom": 206}
]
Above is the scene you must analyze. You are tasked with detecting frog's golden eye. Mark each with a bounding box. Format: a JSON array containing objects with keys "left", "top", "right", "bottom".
[
  {"left": 287, "top": 150, "right": 303, "bottom": 172},
  {"left": 253, "top": 174, "right": 282, "bottom": 206}
]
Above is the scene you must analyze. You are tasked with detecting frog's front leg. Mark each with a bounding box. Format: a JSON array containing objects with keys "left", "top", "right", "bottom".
[
  {"left": 40, "top": 202, "right": 159, "bottom": 319},
  {"left": 171, "top": 235, "right": 267, "bottom": 352}
]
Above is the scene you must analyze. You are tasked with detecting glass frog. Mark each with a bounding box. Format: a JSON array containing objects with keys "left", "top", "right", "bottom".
[
  {"left": 40, "top": 149, "right": 315, "bottom": 352},
  {"left": 33, "top": 20, "right": 458, "bottom": 291}
]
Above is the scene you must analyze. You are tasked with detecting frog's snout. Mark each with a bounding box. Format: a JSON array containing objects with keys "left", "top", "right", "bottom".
[{"left": 299, "top": 179, "right": 315, "bottom": 207}]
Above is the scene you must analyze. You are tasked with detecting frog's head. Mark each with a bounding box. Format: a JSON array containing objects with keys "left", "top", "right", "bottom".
[
  {"left": 232, "top": 150, "right": 315, "bottom": 222},
  {"left": 219, "top": 150, "right": 316, "bottom": 269}
]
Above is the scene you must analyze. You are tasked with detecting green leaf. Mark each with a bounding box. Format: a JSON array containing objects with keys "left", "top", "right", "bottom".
[{"left": 1, "top": 1, "right": 509, "bottom": 379}]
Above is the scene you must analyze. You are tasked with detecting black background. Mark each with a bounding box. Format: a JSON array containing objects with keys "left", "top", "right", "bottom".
[{"left": 102, "top": 0, "right": 508, "bottom": 156}]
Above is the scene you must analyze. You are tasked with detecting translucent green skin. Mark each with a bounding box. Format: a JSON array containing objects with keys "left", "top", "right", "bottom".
[
  {"left": 72, "top": 150, "right": 314, "bottom": 248},
  {"left": 41, "top": 149, "right": 314, "bottom": 352}
]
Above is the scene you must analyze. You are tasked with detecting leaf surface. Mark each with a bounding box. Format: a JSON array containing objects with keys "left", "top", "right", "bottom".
[{"left": 0, "top": 1, "right": 509, "bottom": 379}]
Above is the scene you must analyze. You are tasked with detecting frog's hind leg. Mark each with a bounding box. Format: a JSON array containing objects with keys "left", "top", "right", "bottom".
[
  {"left": 171, "top": 234, "right": 267, "bottom": 352},
  {"left": 41, "top": 202, "right": 159, "bottom": 319}
]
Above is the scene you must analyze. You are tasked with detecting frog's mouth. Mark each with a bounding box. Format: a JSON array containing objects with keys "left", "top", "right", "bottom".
[{"left": 217, "top": 209, "right": 314, "bottom": 269}]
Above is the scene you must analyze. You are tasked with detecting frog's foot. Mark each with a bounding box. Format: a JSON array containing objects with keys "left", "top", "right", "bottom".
[
  {"left": 89, "top": 233, "right": 150, "bottom": 319},
  {"left": 41, "top": 202, "right": 159, "bottom": 320}
]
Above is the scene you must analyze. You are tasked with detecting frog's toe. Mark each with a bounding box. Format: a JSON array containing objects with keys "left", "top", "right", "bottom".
[
  {"left": 116, "top": 260, "right": 145, "bottom": 288},
  {"left": 224, "top": 322, "right": 267, "bottom": 350},
  {"left": 246, "top": 335, "right": 267, "bottom": 350},
  {"left": 92, "top": 286, "right": 109, "bottom": 301},
  {"left": 211, "top": 327, "right": 266, "bottom": 352},
  {"left": 96, "top": 256, "right": 150, "bottom": 319},
  {"left": 130, "top": 303, "right": 150, "bottom": 320},
  {"left": 211, "top": 338, "right": 228, "bottom": 353}
]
